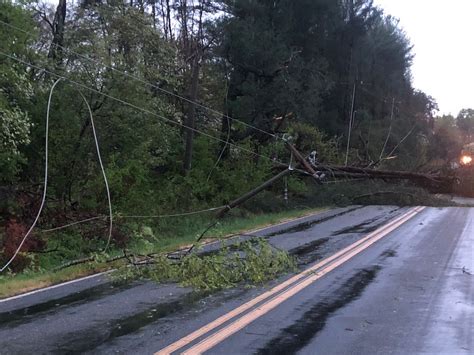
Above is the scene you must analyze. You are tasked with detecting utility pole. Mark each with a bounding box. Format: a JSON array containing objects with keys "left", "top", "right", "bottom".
[{"left": 345, "top": 82, "right": 357, "bottom": 166}]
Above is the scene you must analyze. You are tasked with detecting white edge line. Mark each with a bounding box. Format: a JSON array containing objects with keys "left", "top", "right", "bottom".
[
  {"left": 0, "top": 206, "right": 369, "bottom": 303},
  {"left": 0, "top": 209, "right": 333, "bottom": 303},
  {"left": 0, "top": 270, "right": 113, "bottom": 303}
]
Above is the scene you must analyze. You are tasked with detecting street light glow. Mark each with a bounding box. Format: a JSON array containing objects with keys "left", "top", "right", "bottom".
[{"left": 461, "top": 155, "right": 472, "bottom": 165}]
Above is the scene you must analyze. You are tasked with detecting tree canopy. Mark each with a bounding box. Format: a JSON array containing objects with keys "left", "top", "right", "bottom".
[{"left": 0, "top": 0, "right": 469, "bottom": 271}]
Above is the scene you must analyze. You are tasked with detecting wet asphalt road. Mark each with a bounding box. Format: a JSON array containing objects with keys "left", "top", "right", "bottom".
[{"left": 0, "top": 205, "right": 473, "bottom": 354}]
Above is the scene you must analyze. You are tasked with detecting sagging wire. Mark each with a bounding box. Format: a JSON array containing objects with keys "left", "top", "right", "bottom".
[
  {"left": 206, "top": 116, "right": 231, "bottom": 183},
  {"left": 39, "top": 206, "right": 226, "bottom": 233},
  {"left": 0, "top": 50, "right": 284, "bottom": 166},
  {"left": 0, "top": 19, "right": 278, "bottom": 141},
  {"left": 0, "top": 78, "right": 63, "bottom": 273},
  {"left": 41, "top": 216, "right": 105, "bottom": 233},
  {"left": 78, "top": 91, "right": 113, "bottom": 251},
  {"left": 118, "top": 206, "right": 225, "bottom": 219},
  {"left": 0, "top": 80, "right": 115, "bottom": 272}
]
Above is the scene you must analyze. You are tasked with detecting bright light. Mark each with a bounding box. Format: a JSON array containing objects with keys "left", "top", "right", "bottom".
[{"left": 461, "top": 155, "right": 473, "bottom": 165}]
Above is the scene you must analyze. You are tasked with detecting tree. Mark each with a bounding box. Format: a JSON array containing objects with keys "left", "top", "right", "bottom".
[
  {"left": 456, "top": 108, "right": 474, "bottom": 143},
  {"left": 0, "top": 3, "right": 36, "bottom": 183},
  {"left": 428, "top": 115, "right": 462, "bottom": 164}
]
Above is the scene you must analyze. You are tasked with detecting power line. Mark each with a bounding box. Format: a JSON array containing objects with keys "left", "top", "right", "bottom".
[
  {"left": 78, "top": 91, "right": 114, "bottom": 251},
  {"left": 358, "top": 85, "right": 426, "bottom": 121},
  {"left": 118, "top": 206, "right": 224, "bottom": 219},
  {"left": 41, "top": 216, "right": 105, "bottom": 233},
  {"left": 0, "top": 19, "right": 278, "bottom": 141},
  {"left": 39, "top": 206, "right": 225, "bottom": 234},
  {"left": 0, "top": 78, "right": 62, "bottom": 273},
  {"left": 0, "top": 50, "right": 284, "bottom": 165},
  {"left": 0, "top": 79, "right": 116, "bottom": 271}
]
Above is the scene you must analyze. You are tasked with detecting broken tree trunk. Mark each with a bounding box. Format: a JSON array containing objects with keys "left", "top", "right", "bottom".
[
  {"left": 273, "top": 158, "right": 456, "bottom": 191},
  {"left": 317, "top": 165, "right": 455, "bottom": 189}
]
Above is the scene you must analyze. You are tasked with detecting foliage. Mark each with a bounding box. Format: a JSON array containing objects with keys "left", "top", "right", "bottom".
[
  {"left": 114, "top": 238, "right": 296, "bottom": 290},
  {"left": 0, "top": 3, "right": 36, "bottom": 182},
  {"left": 0, "top": 0, "right": 466, "bottom": 273},
  {"left": 456, "top": 109, "right": 474, "bottom": 143}
]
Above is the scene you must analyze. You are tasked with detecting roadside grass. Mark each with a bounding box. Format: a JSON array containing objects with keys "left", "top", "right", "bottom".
[
  {"left": 0, "top": 180, "right": 454, "bottom": 299},
  {"left": 0, "top": 263, "right": 108, "bottom": 299},
  {"left": 0, "top": 206, "right": 328, "bottom": 299}
]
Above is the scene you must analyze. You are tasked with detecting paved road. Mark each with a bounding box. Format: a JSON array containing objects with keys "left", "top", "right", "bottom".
[{"left": 0, "top": 206, "right": 472, "bottom": 354}]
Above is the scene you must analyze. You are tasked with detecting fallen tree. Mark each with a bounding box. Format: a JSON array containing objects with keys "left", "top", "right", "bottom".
[{"left": 315, "top": 164, "right": 457, "bottom": 191}]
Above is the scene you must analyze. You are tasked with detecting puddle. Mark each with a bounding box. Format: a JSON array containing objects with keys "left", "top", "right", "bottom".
[
  {"left": 290, "top": 238, "right": 329, "bottom": 266},
  {"left": 380, "top": 249, "right": 397, "bottom": 258},
  {"left": 331, "top": 217, "right": 388, "bottom": 236},
  {"left": 257, "top": 266, "right": 381, "bottom": 355},
  {"left": 52, "top": 288, "right": 247, "bottom": 353},
  {"left": 0, "top": 281, "right": 133, "bottom": 327},
  {"left": 266, "top": 207, "right": 362, "bottom": 237},
  {"left": 52, "top": 291, "right": 209, "bottom": 353}
]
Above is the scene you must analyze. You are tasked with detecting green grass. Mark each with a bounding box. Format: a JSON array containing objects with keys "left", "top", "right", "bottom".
[
  {"left": 0, "top": 180, "right": 452, "bottom": 299},
  {"left": 0, "top": 206, "right": 327, "bottom": 298}
]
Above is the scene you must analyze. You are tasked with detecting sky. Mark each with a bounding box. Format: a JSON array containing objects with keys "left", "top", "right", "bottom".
[{"left": 373, "top": 0, "right": 474, "bottom": 116}]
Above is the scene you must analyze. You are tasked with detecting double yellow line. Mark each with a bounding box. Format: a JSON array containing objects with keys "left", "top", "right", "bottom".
[{"left": 157, "top": 206, "right": 425, "bottom": 355}]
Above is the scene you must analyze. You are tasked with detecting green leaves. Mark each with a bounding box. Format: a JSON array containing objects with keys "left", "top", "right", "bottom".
[
  {"left": 0, "top": 3, "right": 36, "bottom": 182},
  {"left": 114, "top": 238, "right": 296, "bottom": 290}
]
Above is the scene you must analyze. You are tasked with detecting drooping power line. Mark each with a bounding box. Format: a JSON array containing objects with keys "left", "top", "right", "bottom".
[{"left": 0, "top": 50, "right": 284, "bottom": 165}]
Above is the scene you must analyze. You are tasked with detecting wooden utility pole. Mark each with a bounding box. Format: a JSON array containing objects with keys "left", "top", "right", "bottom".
[
  {"left": 214, "top": 142, "right": 321, "bottom": 219},
  {"left": 216, "top": 169, "right": 293, "bottom": 218},
  {"left": 285, "top": 142, "right": 318, "bottom": 177}
]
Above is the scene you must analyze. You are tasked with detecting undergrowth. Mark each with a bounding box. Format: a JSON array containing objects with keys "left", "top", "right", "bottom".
[{"left": 113, "top": 239, "right": 296, "bottom": 290}]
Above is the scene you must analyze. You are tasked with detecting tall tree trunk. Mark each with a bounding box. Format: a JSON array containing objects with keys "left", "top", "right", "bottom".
[
  {"left": 166, "top": 0, "right": 173, "bottom": 41},
  {"left": 48, "top": 0, "right": 67, "bottom": 65},
  {"left": 151, "top": 0, "right": 156, "bottom": 28},
  {"left": 183, "top": 53, "right": 200, "bottom": 173}
]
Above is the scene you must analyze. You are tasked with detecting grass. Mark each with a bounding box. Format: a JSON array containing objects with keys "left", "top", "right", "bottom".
[
  {"left": 0, "top": 180, "right": 453, "bottom": 299},
  {"left": 0, "top": 263, "right": 108, "bottom": 299},
  {"left": 0, "top": 206, "right": 328, "bottom": 299}
]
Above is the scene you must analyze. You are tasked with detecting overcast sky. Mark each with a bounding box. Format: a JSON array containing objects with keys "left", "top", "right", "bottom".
[{"left": 373, "top": 0, "right": 474, "bottom": 116}]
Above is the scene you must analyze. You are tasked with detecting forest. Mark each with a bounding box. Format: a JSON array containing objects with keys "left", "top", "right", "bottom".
[{"left": 1, "top": 0, "right": 473, "bottom": 274}]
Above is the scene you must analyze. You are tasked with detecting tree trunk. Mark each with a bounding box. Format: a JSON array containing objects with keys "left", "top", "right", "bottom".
[
  {"left": 48, "top": 0, "right": 67, "bottom": 65},
  {"left": 183, "top": 53, "right": 200, "bottom": 173}
]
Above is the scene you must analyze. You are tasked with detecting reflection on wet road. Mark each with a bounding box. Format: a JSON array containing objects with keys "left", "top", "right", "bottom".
[{"left": 1, "top": 206, "right": 472, "bottom": 354}]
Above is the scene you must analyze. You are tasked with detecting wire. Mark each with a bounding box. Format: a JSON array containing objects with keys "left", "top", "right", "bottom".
[
  {"left": 206, "top": 116, "right": 230, "bottom": 182},
  {"left": 39, "top": 206, "right": 225, "bottom": 234},
  {"left": 358, "top": 85, "right": 426, "bottom": 122},
  {"left": 41, "top": 216, "right": 105, "bottom": 233},
  {"left": 0, "top": 81, "right": 114, "bottom": 270},
  {"left": 78, "top": 91, "right": 114, "bottom": 251},
  {"left": 119, "top": 206, "right": 224, "bottom": 219},
  {"left": 0, "top": 51, "right": 283, "bottom": 166},
  {"left": 0, "top": 19, "right": 278, "bottom": 141},
  {"left": 0, "top": 78, "right": 62, "bottom": 273}
]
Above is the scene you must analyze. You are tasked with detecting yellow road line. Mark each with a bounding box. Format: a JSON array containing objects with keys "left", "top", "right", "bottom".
[{"left": 156, "top": 206, "right": 425, "bottom": 355}]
